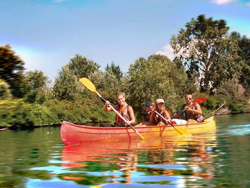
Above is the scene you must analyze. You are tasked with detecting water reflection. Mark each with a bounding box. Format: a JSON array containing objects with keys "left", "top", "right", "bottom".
[
  {"left": 2, "top": 115, "right": 250, "bottom": 187},
  {"left": 60, "top": 135, "right": 217, "bottom": 187}
]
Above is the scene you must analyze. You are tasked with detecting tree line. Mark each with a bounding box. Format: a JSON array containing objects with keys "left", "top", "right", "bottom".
[{"left": 0, "top": 14, "right": 249, "bottom": 128}]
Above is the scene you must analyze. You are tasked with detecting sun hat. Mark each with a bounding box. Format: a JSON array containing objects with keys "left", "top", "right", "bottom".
[
  {"left": 156, "top": 98, "right": 164, "bottom": 104},
  {"left": 144, "top": 101, "right": 153, "bottom": 108}
]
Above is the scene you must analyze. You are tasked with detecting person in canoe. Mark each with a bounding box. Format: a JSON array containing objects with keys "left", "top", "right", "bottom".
[
  {"left": 104, "top": 92, "right": 136, "bottom": 127},
  {"left": 143, "top": 101, "right": 154, "bottom": 122},
  {"left": 149, "top": 98, "right": 171, "bottom": 126},
  {"left": 135, "top": 101, "right": 155, "bottom": 127},
  {"left": 181, "top": 94, "right": 204, "bottom": 124}
]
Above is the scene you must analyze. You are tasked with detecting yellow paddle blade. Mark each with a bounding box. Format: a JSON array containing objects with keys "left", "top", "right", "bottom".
[
  {"left": 174, "top": 127, "right": 192, "bottom": 136},
  {"left": 79, "top": 78, "right": 98, "bottom": 94}
]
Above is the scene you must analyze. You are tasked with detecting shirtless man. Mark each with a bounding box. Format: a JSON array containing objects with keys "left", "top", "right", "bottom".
[{"left": 182, "top": 94, "right": 204, "bottom": 124}]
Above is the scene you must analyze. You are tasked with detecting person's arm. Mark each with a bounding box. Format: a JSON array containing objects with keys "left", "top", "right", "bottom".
[
  {"left": 149, "top": 110, "right": 155, "bottom": 123},
  {"left": 185, "top": 103, "right": 202, "bottom": 115},
  {"left": 104, "top": 101, "right": 117, "bottom": 111},
  {"left": 164, "top": 110, "right": 171, "bottom": 122},
  {"left": 126, "top": 106, "right": 136, "bottom": 125}
]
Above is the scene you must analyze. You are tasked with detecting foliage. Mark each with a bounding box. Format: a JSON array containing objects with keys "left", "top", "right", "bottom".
[
  {"left": 44, "top": 98, "right": 115, "bottom": 124},
  {"left": 171, "top": 14, "right": 242, "bottom": 94},
  {"left": 0, "top": 45, "right": 27, "bottom": 98},
  {"left": 214, "top": 80, "right": 246, "bottom": 101},
  {"left": 25, "top": 70, "right": 49, "bottom": 90},
  {"left": 105, "top": 62, "right": 123, "bottom": 80},
  {"left": 127, "top": 54, "right": 189, "bottom": 118},
  {"left": 29, "top": 104, "right": 59, "bottom": 126},
  {"left": 52, "top": 55, "right": 100, "bottom": 101},
  {"left": 233, "top": 32, "right": 250, "bottom": 89},
  {"left": 96, "top": 67, "right": 127, "bottom": 104},
  {"left": 52, "top": 66, "right": 79, "bottom": 101},
  {"left": 0, "top": 79, "right": 12, "bottom": 100},
  {"left": 24, "top": 70, "right": 50, "bottom": 103},
  {"left": 67, "top": 54, "right": 100, "bottom": 79},
  {"left": 0, "top": 99, "right": 33, "bottom": 127}
]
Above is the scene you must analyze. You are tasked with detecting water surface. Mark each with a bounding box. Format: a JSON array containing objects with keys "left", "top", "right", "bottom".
[{"left": 0, "top": 114, "right": 250, "bottom": 188}]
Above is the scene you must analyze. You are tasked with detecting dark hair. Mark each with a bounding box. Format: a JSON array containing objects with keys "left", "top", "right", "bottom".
[{"left": 144, "top": 101, "right": 152, "bottom": 108}]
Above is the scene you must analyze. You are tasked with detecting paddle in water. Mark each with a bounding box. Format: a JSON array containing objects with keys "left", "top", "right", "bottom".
[
  {"left": 154, "top": 110, "right": 192, "bottom": 136},
  {"left": 79, "top": 77, "right": 146, "bottom": 141}
]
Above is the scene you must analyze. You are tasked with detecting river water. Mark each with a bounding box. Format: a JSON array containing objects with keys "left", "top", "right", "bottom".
[{"left": 0, "top": 114, "right": 249, "bottom": 188}]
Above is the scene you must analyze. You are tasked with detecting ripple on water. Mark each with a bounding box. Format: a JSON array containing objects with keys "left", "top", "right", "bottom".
[{"left": 227, "top": 124, "right": 250, "bottom": 136}]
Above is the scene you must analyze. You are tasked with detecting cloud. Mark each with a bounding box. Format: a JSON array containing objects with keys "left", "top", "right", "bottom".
[
  {"left": 155, "top": 44, "right": 175, "bottom": 61},
  {"left": 211, "top": 0, "right": 236, "bottom": 5},
  {"left": 246, "top": 2, "right": 250, "bottom": 7}
]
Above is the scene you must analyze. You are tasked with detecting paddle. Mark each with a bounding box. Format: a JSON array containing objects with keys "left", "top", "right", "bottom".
[
  {"left": 79, "top": 77, "right": 146, "bottom": 141},
  {"left": 194, "top": 97, "right": 207, "bottom": 104},
  {"left": 154, "top": 110, "right": 191, "bottom": 136}
]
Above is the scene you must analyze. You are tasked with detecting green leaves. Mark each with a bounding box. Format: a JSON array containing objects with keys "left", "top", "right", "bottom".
[
  {"left": 52, "top": 54, "right": 101, "bottom": 101},
  {"left": 171, "top": 14, "right": 241, "bottom": 94},
  {"left": 0, "top": 45, "right": 26, "bottom": 98},
  {"left": 127, "top": 54, "right": 188, "bottom": 116}
]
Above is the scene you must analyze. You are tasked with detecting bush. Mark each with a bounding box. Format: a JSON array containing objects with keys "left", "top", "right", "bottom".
[
  {"left": 29, "top": 104, "right": 60, "bottom": 126},
  {"left": 0, "top": 99, "right": 33, "bottom": 127},
  {"left": 0, "top": 79, "right": 12, "bottom": 100}
]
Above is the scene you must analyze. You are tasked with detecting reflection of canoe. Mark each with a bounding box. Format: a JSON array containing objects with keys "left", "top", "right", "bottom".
[
  {"left": 62, "top": 137, "right": 177, "bottom": 164},
  {"left": 60, "top": 117, "right": 216, "bottom": 144}
]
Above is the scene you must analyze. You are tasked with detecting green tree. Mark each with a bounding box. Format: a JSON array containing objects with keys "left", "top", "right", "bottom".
[
  {"left": 105, "top": 62, "right": 123, "bottom": 80},
  {"left": 171, "top": 14, "right": 241, "bottom": 94},
  {"left": 67, "top": 54, "right": 100, "bottom": 79},
  {"left": 24, "top": 70, "right": 50, "bottom": 103},
  {"left": 127, "top": 54, "right": 188, "bottom": 117},
  {"left": 26, "top": 70, "right": 49, "bottom": 90},
  {"left": 237, "top": 34, "right": 250, "bottom": 89},
  {"left": 52, "top": 55, "right": 101, "bottom": 101},
  {"left": 0, "top": 45, "right": 26, "bottom": 97},
  {"left": 52, "top": 66, "right": 78, "bottom": 101},
  {"left": 0, "top": 79, "right": 12, "bottom": 100}
]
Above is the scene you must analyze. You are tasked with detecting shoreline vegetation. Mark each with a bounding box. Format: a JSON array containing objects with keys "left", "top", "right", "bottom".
[{"left": 1, "top": 14, "right": 250, "bottom": 129}]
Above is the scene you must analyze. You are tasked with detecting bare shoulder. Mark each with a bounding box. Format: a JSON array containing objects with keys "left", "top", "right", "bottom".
[{"left": 128, "top": 105, "right": 134, "bottom": 111}]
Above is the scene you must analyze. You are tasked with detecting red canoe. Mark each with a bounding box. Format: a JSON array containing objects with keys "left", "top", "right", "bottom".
[{"left": 60, "top": 117, "right": 216, "bottom": 144}]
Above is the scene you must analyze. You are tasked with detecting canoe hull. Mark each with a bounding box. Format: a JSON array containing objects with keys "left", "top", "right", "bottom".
[{"left": 61, "top": 117, "right": 216, "bottom": 144}]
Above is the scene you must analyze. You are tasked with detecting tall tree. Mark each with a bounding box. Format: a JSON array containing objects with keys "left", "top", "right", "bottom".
[
  {"left": 0, "top": 45, "right": 26, "bottom": 97},
  {"left": 66, "top": 54, "right": 100, "bottom": 79},
  {"left": 26, "top": 70, "right": 49, "bottom": 91},
  {"left": 24, "top": 70, "right": 50, "bottom": 103},
  {"left": 105, "top": 62, "right": 123, "bottom": 80},
  {"left": 0, "top": 79, "right": 12, "bottom": 100},
  {"left": 127, "top": 54, "right": 188, "bottom": 115},
  {"left": 52, "top": 55, "right": 101, "bottom": 101},
  {"left": 237, "top": 34, "right": 250, "bottom": 88},
  {"left": 171, "top": 14, "right": 241, "bottom": 94},
  {"left": 52, "top": 66, "right": 78, "bottom": 101}
]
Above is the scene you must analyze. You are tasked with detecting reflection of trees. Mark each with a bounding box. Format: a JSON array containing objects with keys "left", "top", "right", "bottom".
[
  {"left": 135, "top": 136, "right": 217, "bottom": 187},
  {"left": 0, "top": 127, "right": 62, "bottom": 188}
]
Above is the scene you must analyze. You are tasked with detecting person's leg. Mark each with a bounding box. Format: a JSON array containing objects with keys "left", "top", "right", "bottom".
[{"left": 186, "top": 119, "right": 198, "bottom": 124}]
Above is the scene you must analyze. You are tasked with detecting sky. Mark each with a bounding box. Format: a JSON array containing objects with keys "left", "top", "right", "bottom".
[{"left": 1, "top": 0, "right": 250, "bottom": 81}]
